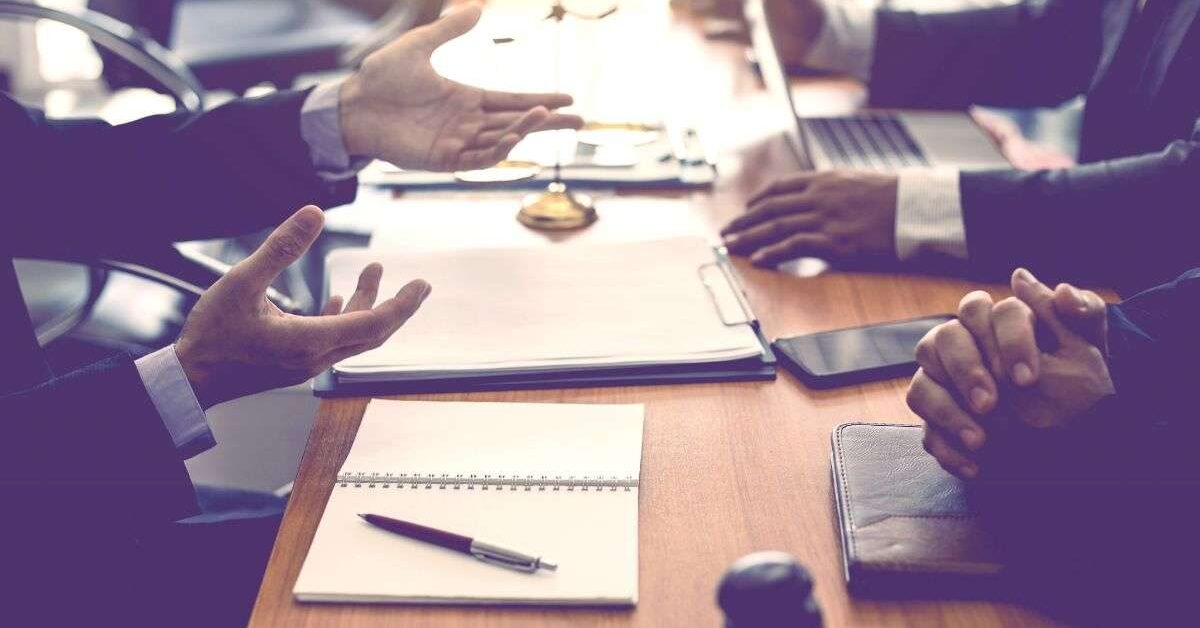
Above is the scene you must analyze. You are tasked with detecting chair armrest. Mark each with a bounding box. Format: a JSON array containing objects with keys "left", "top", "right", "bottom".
[
  {"left": 22, "top": 247, "right": 303, "bottom": 316},
  {"left": 0, "top": 0, "right": 205, "bottom": 113},
  {"left": 113, "top": 246, "right": 304, "bottom": 314}
]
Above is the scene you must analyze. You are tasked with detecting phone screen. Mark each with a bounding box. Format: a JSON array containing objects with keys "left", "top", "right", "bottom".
[{"left": 779, "top": 316, "right": 954, "bottom": 378}]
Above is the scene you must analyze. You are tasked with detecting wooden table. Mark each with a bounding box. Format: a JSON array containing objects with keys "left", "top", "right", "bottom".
[{"left": 251, "top": 4, "right": 1054, "bottom": 626}]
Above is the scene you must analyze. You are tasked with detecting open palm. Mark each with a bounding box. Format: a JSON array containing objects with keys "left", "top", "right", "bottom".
[{"left": 340, "top": 5, "right": 582, "bottom": 172}]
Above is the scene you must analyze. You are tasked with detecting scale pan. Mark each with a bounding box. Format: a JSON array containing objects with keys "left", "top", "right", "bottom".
[
  {"left": 454, "top": 160, "right": 542, "bottom": 183},
  {"left": 575, "top": 122, "right": 659, "bottom": 147}
]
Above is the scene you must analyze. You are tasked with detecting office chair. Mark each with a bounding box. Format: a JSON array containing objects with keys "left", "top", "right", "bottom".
[
  {"left": 89, "top": 0, "right": 442, "bottom": 94},
  {"left": 0, "top": 1, "right": 300, "bottom": 351}
]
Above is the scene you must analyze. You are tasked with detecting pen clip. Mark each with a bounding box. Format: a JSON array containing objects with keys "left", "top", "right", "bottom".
[{"left": 470, "top": 541, "right": 550, "bottom": 573}]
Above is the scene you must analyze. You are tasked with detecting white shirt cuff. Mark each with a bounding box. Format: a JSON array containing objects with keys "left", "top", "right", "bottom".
[
  {"left": 300, "top": 80, "right": 371, "bottom": 181},
  {"left": 806, "top": 0, "right": 877, "bottom": 81},
  {"left": 134, "top": 345, "right": 215, "bottom": 459},
  {"left": 895, "top": 168, "right": 968, "bottom": 261}
]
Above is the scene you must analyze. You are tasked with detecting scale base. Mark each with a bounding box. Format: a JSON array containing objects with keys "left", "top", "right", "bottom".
[{"left": 518, "top": 182, "right": 597, "bottom": 231}]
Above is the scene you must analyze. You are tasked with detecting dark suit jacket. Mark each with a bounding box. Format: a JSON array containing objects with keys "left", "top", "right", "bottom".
[
  {"left": 0, "top": 89, "right": 354, "bottom": 624},
  {"left": 869, "top": 0, "right": 1200, "bottom": 293},
  {"left": 1104, "top": 267, "right": 1200, "bottom": 446}
]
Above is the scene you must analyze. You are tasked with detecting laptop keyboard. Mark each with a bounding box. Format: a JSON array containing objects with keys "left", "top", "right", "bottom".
[{"left": 805, "top": 114, "right": 929, "bottom": 169}]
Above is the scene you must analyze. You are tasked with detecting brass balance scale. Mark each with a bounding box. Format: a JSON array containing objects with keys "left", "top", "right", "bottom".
[{"left": 454, "top": 0, "right": 657, "bottom": 231}]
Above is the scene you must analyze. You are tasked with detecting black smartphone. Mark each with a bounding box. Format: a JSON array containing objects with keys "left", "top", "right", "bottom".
[{"left": 773, "top": 315, "right": 955, "bottom": 388}]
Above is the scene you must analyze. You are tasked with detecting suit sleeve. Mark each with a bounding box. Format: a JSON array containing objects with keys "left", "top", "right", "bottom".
[
  {"left": 0, "top": 89, "right": 356, "bottom": 258},
  {"left": 0, "top": 353, "right": 200, "bottom": 529},
  {"left": 1105, "top": 268, "right": 1200, "bottom": 416},
  {"left": 959, "top": 126, "right": 1200, "bottom": 293},
  {"left": 868, "top": 1, "right": 1104, "bottom": 109},
  {"left": 1032, "top": 268, "right": 1200, "bottom": 482}
]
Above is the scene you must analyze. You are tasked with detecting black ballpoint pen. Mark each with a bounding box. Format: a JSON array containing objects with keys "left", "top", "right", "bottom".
[{"left": 358, "top": 514, "right": 558, "bottom": 573}]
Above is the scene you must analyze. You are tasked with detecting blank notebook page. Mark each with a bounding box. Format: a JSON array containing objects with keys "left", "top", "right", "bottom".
[
  {"left": 293, "top": 400, "right": 644, "bottom": 605},
  {"left": 326, "top": 236, "right": 761, "bottom": 375}
]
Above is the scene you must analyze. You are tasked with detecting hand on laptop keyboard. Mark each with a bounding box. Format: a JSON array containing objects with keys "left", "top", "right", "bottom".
[{"left": 720, "top": 170, "right": 898, "bottom": 267}]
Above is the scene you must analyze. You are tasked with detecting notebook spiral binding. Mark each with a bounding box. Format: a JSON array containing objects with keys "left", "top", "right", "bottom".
[{"left": 337, "top": 473, "right": 639, "bottom": 492}]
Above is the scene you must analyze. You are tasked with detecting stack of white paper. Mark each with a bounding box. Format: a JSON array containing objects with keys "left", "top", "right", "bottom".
[{"left": 326, "top": 237, "right": 762, "bottom": 382}]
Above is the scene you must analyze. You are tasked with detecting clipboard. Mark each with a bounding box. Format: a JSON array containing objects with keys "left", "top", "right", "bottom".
[{"left": 313, "top": 246, "right": 775, "bottom": 397}]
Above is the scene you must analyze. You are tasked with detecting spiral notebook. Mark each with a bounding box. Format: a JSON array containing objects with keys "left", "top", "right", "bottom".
[{"left": 293, "top": 400, "right": 644, "bottom": 606}]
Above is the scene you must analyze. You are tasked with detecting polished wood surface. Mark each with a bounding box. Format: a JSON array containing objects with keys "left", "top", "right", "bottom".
[{"left": 251, "top": 5, "right": 1054, "bottom": 626}]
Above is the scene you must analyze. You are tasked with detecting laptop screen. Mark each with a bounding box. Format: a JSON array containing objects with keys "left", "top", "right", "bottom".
[{"left": 744, "top": 0, "right": 810, "bottom": 163}]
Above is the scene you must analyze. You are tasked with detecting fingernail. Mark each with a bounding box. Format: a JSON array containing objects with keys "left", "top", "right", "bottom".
[
  {"left": 293, "top": 205, "right": 325, "bottom": 232},
  {"left": 960, "top": 464, "right": 979, "bottom": 480},
  {"left": 960, "top": 428, "right": 984, "bottom": 451},
  {"left": 414, "top": 282, "right": 431, "bottom": 300},
  {"left": 969, "top": 387, "right": 991, "bottom": 413},
  {"left": 1012, "top": 362, "right": 1034, "bottom": 386},
  {"left": 1013, "top": 267, "right": 1034, "bottom": 284}
]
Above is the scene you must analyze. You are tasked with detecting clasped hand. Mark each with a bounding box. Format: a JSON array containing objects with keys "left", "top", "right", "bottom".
[{"left": 906, "top": 268, "right": 1115, "bottom": 479}]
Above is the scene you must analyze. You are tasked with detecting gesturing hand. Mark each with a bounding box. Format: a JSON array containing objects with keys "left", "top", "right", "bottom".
[
  {"left": 721, "top": 170, "right": 898, "bottom": 267},
  {"left": 970, "top": 108, "right": 1076, "bottom": 171},
  {"left": 175, "top": 206, "right": 430, "bottom": 408},
  {"left": 906, "top": 268, "right": 1114, "bottom": 479},
  {"left": 339, "top": 4, "right": 584, "bottom": 172}
]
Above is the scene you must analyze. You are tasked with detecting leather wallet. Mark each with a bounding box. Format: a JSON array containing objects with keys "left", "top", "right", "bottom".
[{"left": 830, "top": 423, "right": 1005, "bottom": 597}]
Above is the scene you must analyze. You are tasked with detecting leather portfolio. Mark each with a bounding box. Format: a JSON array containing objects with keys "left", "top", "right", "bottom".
[{"left": 830, "top": 423, "right": 1005, "bottom": 597}]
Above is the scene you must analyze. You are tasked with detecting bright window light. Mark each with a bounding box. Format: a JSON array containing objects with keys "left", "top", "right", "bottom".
[{"left": 34, "top": 0, "right": 102, "bottom": 83}]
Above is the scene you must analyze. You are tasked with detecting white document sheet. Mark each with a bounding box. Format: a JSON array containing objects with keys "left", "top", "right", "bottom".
[
  {"left": 293, "top": 400, "right": 644, "bottom": 605},
  {"left": 364, "top": 198, "right": 711, "bottom": 253},
  {"left": 326, "top": 237, "right": 761, "bottom": 378}
]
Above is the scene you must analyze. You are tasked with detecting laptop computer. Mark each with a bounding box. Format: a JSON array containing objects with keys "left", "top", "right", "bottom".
[{"left": 746, "top": 0, "right": 1008, "bottom": 171}]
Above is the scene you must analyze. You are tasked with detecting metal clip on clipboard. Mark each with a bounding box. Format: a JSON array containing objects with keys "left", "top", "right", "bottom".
[{"left": 698, "top": 246, "right": 759, "bottom": 328}]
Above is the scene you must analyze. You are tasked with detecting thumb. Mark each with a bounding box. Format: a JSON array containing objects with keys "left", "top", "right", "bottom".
[
  {"left": 968, "top": 107, "right": 1015, "bottom": 147},
  {"left": 236, "top": 205, "right": 324, "bottom": 295},
  {"left": 1051, "top": 283, "right": 1109, "bottom": 354},
  {"left": 414, "top": 4, "right": 481, "bottom": 51}
]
